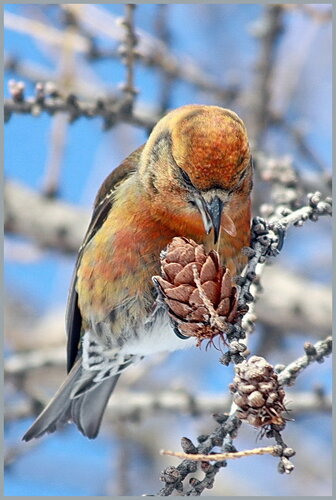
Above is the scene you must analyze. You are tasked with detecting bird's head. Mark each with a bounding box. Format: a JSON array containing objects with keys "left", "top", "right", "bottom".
[{"left": 140, "top": 104, "right": 252, "bottom": 243}]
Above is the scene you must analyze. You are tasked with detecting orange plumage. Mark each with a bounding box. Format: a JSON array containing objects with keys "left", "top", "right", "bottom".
[{"left": 23, "top": 104, "right": 253, "bottom": 441}]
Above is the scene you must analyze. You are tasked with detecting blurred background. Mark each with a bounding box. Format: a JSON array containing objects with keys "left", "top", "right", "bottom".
[{"left": 4, "top": 3, "right": 332, "bottom": 496}]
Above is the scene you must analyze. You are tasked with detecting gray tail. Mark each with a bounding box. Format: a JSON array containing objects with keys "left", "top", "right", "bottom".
[{"left": 22, "top": 359, "right": 120, "bottom": 441}]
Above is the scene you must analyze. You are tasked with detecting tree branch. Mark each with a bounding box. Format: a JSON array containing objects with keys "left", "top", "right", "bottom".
[
  {"left": 156, "top": 334, "right": 331, "bottom": 495},
  {"left": 161, "top": 445, "right": 277, "bottom": 462},
  {"left": 119, "top": 4, "right": 138, "bottom": 108},
  {"left": 247, "top": 5, "right": 284, "bottom": 146},
  {"left": 4, "top": 180, "right": 88, "bottom": 253},
  {"left": 4, "top": 88, "right": 158, "bottom": 130},
  {"left": 5, "top": 8, "right": 236, "bottom": 102},
  {"left": 61, "top": 4, "right": 238, "bottom": 101},
  {"left": 277, "top": 336, "right": 332, "bottom": 386}
]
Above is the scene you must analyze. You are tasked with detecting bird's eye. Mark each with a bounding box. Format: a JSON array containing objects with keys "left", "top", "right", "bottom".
[
  {"left": 239, "top": 170, "right": 245, "bottom": 181},
  {"left": 179, "top": 168, "right": 194, "bottom": 187}
]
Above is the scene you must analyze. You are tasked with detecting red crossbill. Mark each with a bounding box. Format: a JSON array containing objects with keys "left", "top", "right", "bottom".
[{"left": 23, "top": 104, "right": 252, "bottom": 440}]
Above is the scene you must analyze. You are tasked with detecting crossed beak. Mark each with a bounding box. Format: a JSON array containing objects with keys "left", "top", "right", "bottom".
[
  {"left": 194, "top": 195, "right": 223, "bottom": 244},
  {"left": 194, "top": 194, "right": 237, "bottom": 243}
]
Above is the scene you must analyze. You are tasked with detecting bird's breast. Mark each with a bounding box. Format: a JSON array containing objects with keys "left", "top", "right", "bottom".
[{"left": 119, "top": 310, "right": 195, "bottom": 356}]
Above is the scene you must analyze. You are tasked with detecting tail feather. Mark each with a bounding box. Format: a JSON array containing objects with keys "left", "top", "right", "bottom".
[
  {"left": 22, "top": 359, "right": 120, "bottom": 441},
  {"left": 70, "top": 375, "right": 120, "bottom": 439}
]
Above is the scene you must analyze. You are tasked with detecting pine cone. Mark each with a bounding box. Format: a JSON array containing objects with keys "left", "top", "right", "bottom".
[
  {"left": 229, "top": 356, "right": 286, "bottom": 428},
  {"left": 153, "top": 237, "right": 239, "bottom": 346}
]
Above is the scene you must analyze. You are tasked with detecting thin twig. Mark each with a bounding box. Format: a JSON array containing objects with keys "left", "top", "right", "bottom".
[
  {"left": 271, "top": 115, "right": 331, "bottom": 177},
  {"left": 247, "top": 5, "right": 284, "bottom": 146},
  {"left": 61, "top": 4, "right": 237, "bottom": 101},
  {"left": 5, "top": 347, "right": 65, "bottom": 375},
  {"left": 42, "top": 113, "right": 68, "bottom": 198},
  {"left": 4, "top": 11, "right": 88, "bottom": 52},
  {"left": 277, "top": 336, "right": 332, "bottom": 386},
  {"left": 4, "top": 180, "right": 89, "bottom": 253},
  {"left": 41, "top": 10, "right": 87, "bottom": 197},
  {"left": 161, "top": 445, "right": 277, "bottom": 461},
  {"left": 155, "top": 5, "right": 174, "bottom": 115},
  {"left": 4, "top": 90, "right": 158, "bottom": 130},
  {"left": 119, "top": 4, "right": 138, "bottom": 109},
  {"left": 158, "top": 414, "right": 241, "bottom": 496}
]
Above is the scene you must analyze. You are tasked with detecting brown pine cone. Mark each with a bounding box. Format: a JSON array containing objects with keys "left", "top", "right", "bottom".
[
  {"left": 153, "top": 237, "right": 240, "bottom": 346},
  {"left": 229, "top": 356, "right": 286, "bottom": 428}
]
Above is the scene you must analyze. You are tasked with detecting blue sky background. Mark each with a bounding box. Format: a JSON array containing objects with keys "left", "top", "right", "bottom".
[{"left": 4, "top": 3, "right": 332, "bottom": 496}]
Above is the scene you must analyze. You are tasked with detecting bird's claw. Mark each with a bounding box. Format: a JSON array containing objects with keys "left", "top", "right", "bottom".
[{"left": 171, "top": 319, "right": 190, "bottom": 340}]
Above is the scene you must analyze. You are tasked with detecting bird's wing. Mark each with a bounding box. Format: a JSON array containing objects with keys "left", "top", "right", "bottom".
[{"left": 66, "top": 145, "right": 145, "bottom": 372}]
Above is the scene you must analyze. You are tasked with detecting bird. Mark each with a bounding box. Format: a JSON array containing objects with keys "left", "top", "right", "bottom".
[{"left": 23, "top": 104, "right": 253, "bottom": 441}]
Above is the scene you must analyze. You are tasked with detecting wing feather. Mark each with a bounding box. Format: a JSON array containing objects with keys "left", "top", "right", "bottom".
[{"left": 65, "top": 145, "right": 144, "bottom": 372}]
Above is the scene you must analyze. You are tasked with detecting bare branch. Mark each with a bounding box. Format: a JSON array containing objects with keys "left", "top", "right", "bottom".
[
  {"left": 4, "top": 87, "right": 159, "bottom": 130},
  {"left": 161, "top": 445, "right": 277, "bottom": 461},
  {"left": 5, "top": 53, "right": 54, "bottom": 83},
  {"left": 4, "top": 11, "right": 88, "bottom": 52},
  {"left": 154, "top": 5, "right": 174, "bottom": 115},
  {"left": 4, "top": 9, "right": 235, "bottom": 101},
  {"left": 119, "top": 4, "right": 138, "bottom": 108},
  {"left": 41, "top": 113, "right": 68, "bottom": 198},
  {"left": 256, "top": 265, "right": 331, "bottom": 337},
  {"left": 277, "top": 336, "right": 332, "bottom": 386},
  {"left": 4, "top": 180, "right": 88, "bottom": 253},
  {"left": 270, "top": 115, "right": 331, "bottom": 177},
  {"left": 5, "top": 440, "right": 39, "bottom": 468},
  {"left": 5, "top": 347, "right": 65, "bottom": 375},
  {"left": 61, "top": 4, "right": 237, "bottom": 101},
  {"left": 246, "top": 5, "right": 284, "bottom": 146},
  {"left": 157, "top": 332, "right": 331, "bottom": 495},
  {"left": 4, "top": 52, "right": 124, "bottom": 102},
  {"left": 158, "top": 414, "right": 241, "bottom": 496}
]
